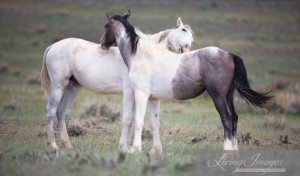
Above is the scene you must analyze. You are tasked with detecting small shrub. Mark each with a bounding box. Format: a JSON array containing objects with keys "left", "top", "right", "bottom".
[
  {"left": 67, "top": 119, "right": 87, "bottom": 137},
  {"left": 272, "top": 91, "right": 300, "bottom": 114},
  {"left": 99, "top": 103, "right": 120, "bottom": 122},
  {"left": 53, "top": 34, "right": 64, "bottom": 42},
  {"left": 82, "top": 103, "right": 120, "bottom": 123},
  {"left": 26, "top": 71, "right": 40, "bottom": 84},
  {"left": 13, "top": 68, "right": 21, "bottom": 77},
  {"left": 275, "top": 77, "right": 290, "bottom": 90},
  {"left": 291, "top": 124, "right": 300, "bottom": 134},
  {"left": 263, "top": 115, "right": 285, "bottom": 131},
  {"left": 31, "top": 38, "right": 39, "bottom": 46},
  {"left": 4, "top": 101, "right": 21, "bottom": 111},
  {"left": 0, "top": 62, "right": 8, "bottom": 73},
  {"left": 36, "top": 23, "right": 47, "bottom": 33}
]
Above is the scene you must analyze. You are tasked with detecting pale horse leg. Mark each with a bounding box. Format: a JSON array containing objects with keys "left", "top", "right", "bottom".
[
  {"left": 130, "top": 90, "right": 150, "bottom": 153},
  {"left": 148, "top": 99, "right": 162, "bottom": 155},
  {"left": 45, "top": 79, "right": 69, "bottom": 149},
  {"left": 119, "top": 88, "right": 135, "bottom": 152},
  {"left": 56, "top": 81, "right": 81, "bottom": 148}
]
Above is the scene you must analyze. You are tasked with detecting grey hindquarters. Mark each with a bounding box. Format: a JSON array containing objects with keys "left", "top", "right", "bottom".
[
  {"left": 171, "top": 52, "right": 206, "bottom": 100},
  {"left": 171, "top": 48, "right": 235, "bottom": 101},
  {"left": 198, "top": 48, "right": 236, "bottom": 147},
  {"left": 171, "top": 47, "right": 237, "bottom": 150}
]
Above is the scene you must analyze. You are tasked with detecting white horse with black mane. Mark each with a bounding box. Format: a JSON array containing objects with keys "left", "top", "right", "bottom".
[
  {"left": 101, "top": 11, "right": 273, "bottom": 154},
  {"left": 40, "top": 16, "right": 194, "bottom": 150}
]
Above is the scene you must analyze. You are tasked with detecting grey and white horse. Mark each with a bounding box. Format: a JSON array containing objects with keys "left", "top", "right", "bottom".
[
  {"left": 101, "top": 11, "right": 273, "bottom": 154},
  {"left": 40, "top": 16, "right": 194, "bottom": 150}
]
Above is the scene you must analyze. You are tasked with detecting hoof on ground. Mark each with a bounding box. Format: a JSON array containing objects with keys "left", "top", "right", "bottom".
[
  {"left": 148, "top": 146, "right": 162, "bottom": 157},
  {"left": 129, "top": 146, "right": 142, "bottom": 154},
  {"left": 48, "top": 142, "right": 59, "bottom": 150}
]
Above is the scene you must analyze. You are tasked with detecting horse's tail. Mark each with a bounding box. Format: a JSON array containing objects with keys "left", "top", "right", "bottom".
[
  {"left": 39, "top": 45, "right": 52, "bottom": 98},
  {"left": 232, "top": 54, "right": 273, "bottom": 109}
]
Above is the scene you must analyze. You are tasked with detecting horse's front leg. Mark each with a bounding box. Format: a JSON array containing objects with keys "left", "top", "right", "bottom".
[
  {"left": 130, "top": 90, "right": 149, "bottom": 154},
  {"left": 119, "top": 88, "right": 134, "bottom": 153},
  {"left": 148, "top": 99, "right": 162, "bottom": 156}
]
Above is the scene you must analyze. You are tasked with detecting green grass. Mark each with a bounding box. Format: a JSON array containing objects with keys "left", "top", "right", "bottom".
[{"left": 1, "top": 0, "right": 300, "bottom": 175}]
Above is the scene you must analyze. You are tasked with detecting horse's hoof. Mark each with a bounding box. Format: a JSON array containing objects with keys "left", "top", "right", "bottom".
[
  {"left": 129, "top": 146, "right": 142, "bottom": 154},
  {"left": 61, "top": 140, "right": 73, "bottom": 149},
  {"left": 119, "top": 144, "right": 130, "bottom": 153},
  {"left": 48, "top": 141, "right": 59, "bottom": 150},
  {"left": 148, "top": 145, "right": 162, "bottom": 156}
]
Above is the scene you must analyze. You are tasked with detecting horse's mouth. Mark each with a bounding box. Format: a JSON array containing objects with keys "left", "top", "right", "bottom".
[{"left": 180, "top": 47, "right": 184, "bottom": 53}]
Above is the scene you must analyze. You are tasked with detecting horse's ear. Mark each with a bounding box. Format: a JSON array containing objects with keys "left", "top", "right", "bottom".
[
  {"left": 124, "top": 10, "right": 131, "bottom": 20},
  {"left": 177, "top": 17, "right": 184, "bottom": 27},
  {"left": 106, "top": 12, "right": 110, "bottom": 21}
]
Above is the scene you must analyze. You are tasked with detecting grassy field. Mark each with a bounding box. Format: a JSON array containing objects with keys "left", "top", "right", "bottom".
[{"left": 1, "top": 0, "right": 300, "bottom": 175}]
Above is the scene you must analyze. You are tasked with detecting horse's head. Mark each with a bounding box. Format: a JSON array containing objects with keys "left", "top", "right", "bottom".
[
  {"left": 100, "top": 10, "right": 134, "bottom": 50},
  {"left": 167, "top": 17, "right": 194, "bottom": 53}
]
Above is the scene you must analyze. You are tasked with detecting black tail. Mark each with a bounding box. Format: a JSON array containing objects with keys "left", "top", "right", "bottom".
[{"left": 232, "top": 54, "right": 273, "bottom": 109}]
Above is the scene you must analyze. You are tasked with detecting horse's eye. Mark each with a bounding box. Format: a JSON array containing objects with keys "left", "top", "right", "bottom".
[
  {"left": 105, "top": 24, "right": 109, "bottom": 29},
  {"left": 182, "top": 28, "right": 187, "bottom": 32}
]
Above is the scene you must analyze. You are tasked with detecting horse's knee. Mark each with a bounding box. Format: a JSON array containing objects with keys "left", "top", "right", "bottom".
[
  {"left": 150, "top": 121, "right": 160, "bottom": 131},
  {"left": 122, "top": 118, "right": 132, "bottom": 128},
  {"left": 56, "top": 107, "right": 68, "bottom": 120},
  {"left": 45, "top": 107, "right": 57, "bottom": 121}
]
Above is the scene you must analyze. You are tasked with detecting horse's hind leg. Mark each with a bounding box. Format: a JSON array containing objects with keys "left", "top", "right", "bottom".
[
  {"left": 226, "top": 87, "right": 238, "bottom": 150},
  {"left": 46, "top": 85, "right": 66, "bottom": 149},
  {"left": 208, "top": 91, "right": 233, "bottom": 150},
  {"left": 148, "top": 99, "right": 162, "bottom": 156},
  {"left": 57, "top": 81, "right": 81, "bottom": 148}
]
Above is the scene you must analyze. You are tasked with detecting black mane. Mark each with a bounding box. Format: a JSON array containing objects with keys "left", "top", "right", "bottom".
[{"left": 111, "top": 15, "right": 139, "bottom": 55}]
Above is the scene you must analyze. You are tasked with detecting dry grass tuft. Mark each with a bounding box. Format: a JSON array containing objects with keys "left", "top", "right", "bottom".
[
  {"left": 263, "top": 115, "right": 286, "bottom": 131},
  {"left": 53, "top": 34, "right": 64, "bottom": 42},
  {"left": 291, "top": 124, "right": 300, "bottom": 134},
  {"left": 190, "top": 135, "right": 207, "bottom": 144},
  {"left": 270, "top": 89, "right": 300, "bottom": 114},
  {"left": 82, "top": 103, "right": 120, "bottom": 123},
  {"left": 3, "top": 101, "right": 21, "bottom": 111},
  {"left": 36, "top": 23, "right": 47, "bottom": 33},
  {"left": 12, "top": 68, "right": 21, "bottom": 77},
  {"left": 67, "top": 119, "right": 87, "bottom": 137},
  {"left": 0, "top": 62, "right": 8, "bottom": 73},
  {"left": 26, "top": 71, "right": 40, "bottom": 84},
  {"left": 275, "top": 77, "right": 290, "bottom": 90},
  {"left": 169, "top": 124, "right": 181, "bottom": 135}
]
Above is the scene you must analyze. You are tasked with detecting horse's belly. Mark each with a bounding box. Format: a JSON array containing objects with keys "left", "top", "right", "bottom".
[
  {"left": 86, "top": 84, "right": 122, "bottom": 94},
  {"left": 76, "top": 73, "right": 123, "bottom": 94}
]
